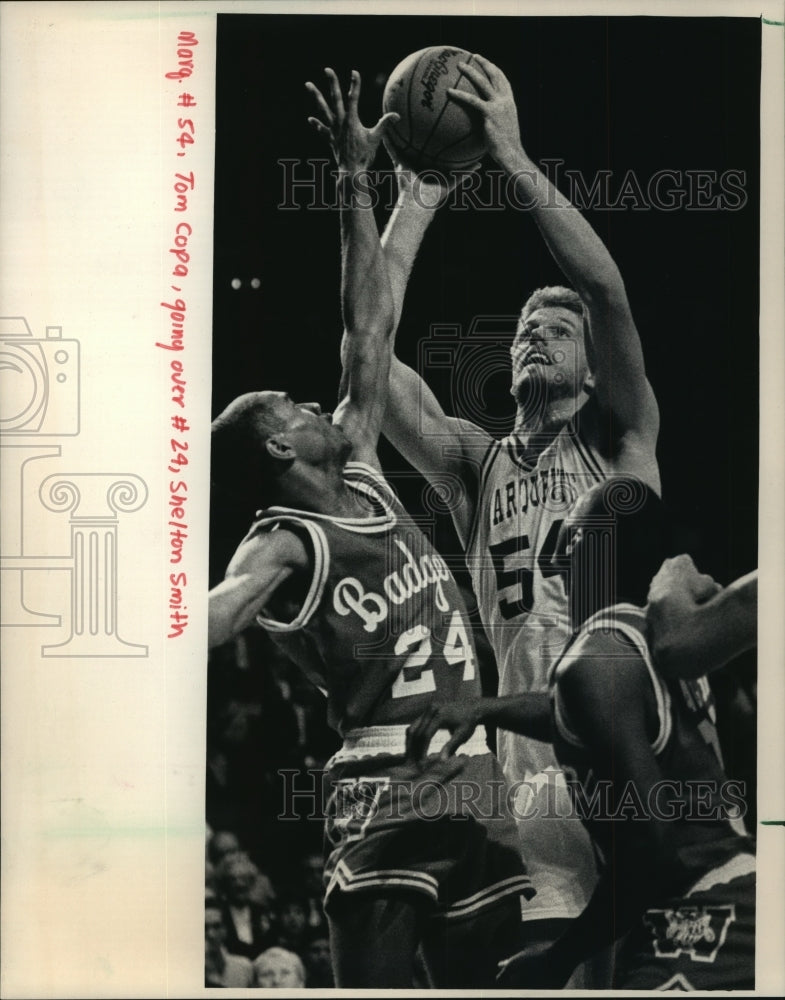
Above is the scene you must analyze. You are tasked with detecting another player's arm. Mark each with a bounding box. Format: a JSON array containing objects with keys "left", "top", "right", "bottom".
[
  {"left": 378, "top": 158, "right": 488, "bottom": 540},
  {"left": 306, "top": 68, "right": 399, "bottom": 469},
  {"left": 207, "top": 529, "right": 309, "bottom": 649},
  {"left": 647, "top": 556, "right": 758, "bottom": 678},
  {"left": 406, "top": 694, "right": 552, "bottom": 767},
  {"left": 518, "top": 657, "right": 690, "bottom": 986},
  {"left": 450, "top": 56, "right": 658, "bottom": 442}
]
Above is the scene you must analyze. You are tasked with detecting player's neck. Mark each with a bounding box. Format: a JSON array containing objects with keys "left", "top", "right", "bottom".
[
  {"left": 513, "top": 397, "right": 574, "bottom": 445},
  {"left": 275, "top": 465, "right": 367, "bottom": 518}
]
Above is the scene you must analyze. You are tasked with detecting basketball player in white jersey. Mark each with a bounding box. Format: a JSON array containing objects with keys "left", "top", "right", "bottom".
[
  {"left": 208, "top": 69, "right": 533, "bottom": 989},
  {"left": 379, "top": 53, "right": 660, "bottom": 956}
]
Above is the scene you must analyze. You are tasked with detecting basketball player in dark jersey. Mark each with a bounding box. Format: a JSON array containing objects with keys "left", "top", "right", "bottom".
[
  {"left": 407, "top": 477, "right": 755, "bottom": 990},
  {"left": 378, "top": 54, "right": 660, "bottom": 958},
  {"left": 208, "top": 68, "right": 533, "bottom": 989}
]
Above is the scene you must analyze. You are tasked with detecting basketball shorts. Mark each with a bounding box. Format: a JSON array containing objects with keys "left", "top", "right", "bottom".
[
  {"left": 322, "top": 725, "right": 535, "bottom": 924},
  {"left": 615, "top": 853, "right": 756, "bottom": 990}
]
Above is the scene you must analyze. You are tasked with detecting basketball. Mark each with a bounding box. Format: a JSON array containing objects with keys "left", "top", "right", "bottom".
[{"left": 382, "top": 46, "right": 489, "bottom": 172}]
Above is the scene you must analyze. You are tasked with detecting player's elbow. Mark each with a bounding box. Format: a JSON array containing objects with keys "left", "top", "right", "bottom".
[{"left": 344, "top": 301, "right": 395, "bottom": 346}]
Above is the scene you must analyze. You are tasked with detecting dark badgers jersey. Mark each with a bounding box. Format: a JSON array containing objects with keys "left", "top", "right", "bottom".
[
  {"left": 550, "top": 603, "right": 751, "bottom": 881},
  {"left": 248, "top": 463, "right": 481, "bottom": 735}
]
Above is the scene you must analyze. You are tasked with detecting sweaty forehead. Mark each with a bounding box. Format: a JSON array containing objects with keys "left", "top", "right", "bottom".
[{"left": 524, "top": 305, "right": 583, "bottom": 329}]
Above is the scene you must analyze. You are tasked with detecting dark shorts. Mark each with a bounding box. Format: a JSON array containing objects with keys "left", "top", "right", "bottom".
[
  {"left": 323, "top": 751, "right": 535, "bottom": 924},
  {"left": 616, "top": 862, "right": 755, "bottom": 990}
]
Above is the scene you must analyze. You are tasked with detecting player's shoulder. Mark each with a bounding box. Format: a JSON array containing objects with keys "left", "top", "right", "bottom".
[
  {"left": 556, "top": 612, "right": 650, "bottom": 695},
  {"left": 229, "top": 519, "right": 310, "bottom": 575},
  {"left": 445, "top": 417, "right": 496, "bottom": 465},
  {"left": 343, "top": 459, "right": 401, "bottom": 509}
]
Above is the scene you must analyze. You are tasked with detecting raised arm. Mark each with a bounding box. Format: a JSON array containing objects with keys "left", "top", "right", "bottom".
[
  {"left": 208, "top": 528, "right": 308, "bottom": 649},
  {"left": 646, "top": 556, "right": 758, "bottom": 678},
  {"left": 306, "top": 68, "right": 399, "bottom": 468},
  {"left": 450, "top": 55, "right": 658, "bottom": 441},
  {"left": 309, "top": 79, "right": 490, "bottom": 534},
  {"left": 377, "top": 166, "right": 489, "bottom": 540}
]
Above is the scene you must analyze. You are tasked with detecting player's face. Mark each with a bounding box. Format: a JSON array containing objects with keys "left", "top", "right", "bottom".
[
  {"left": 262, "top": 391, "right": 350, "bottom": 464},
  {"left": 510, "top": 306, "right": 591, "bottom": 408}
]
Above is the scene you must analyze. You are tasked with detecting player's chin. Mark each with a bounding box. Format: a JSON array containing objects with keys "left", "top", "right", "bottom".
[{"left": 511, "top": 371, "right": 542, "bottom": 403}]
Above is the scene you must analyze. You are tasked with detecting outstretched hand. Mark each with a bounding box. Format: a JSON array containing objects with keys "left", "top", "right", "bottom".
[
  {"left": 307, "top": 68, "right": 399, "bottom": 174},
  {"left": 405, "top": 701, "right": 480, "bottom": 770},
  {"left": 446, "top": 54, "right": 523, "bottom": 166}
]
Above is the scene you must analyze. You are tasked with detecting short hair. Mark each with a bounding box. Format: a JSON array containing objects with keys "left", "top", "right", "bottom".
[
  {"left": 211, "top": 392, "right": 286, "bottom": 501},
  {"left": 214, "top": 849, "right": 260, "bottom": 896},
  {"left": 567, "top": 477, "right": 674, "bottom": 621},
  {"left": 517, "top": 285, "right": 585, "bottom": 331},
  {"left": 253, "top": 947, "right": 306, "bottom": 986}
]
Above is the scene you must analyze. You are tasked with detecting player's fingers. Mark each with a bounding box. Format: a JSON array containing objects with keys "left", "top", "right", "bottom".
[
  {"left": 446, "top": 87, "right": 486, "bottom": 113},
  {"left": 440, "top": 724, "right": 472, "bottom": 760},
  {"left": 469, "top": 52, "right": 506, "bottom": 87},
  {"left": 371, "top": 112, "right": 401, "bottom": 140},
  {"left": 323, "top": 66, "right": 345, "bottom": 120},
  {"left": 406, "top": 705, "right": 437, "bottom": 761},
  {"left": 346, "top": 69, "right": 361, "bottom": 114},
  {"left": 305, "top": 82, "right": 334, "bottom": 124},
  {"left": 456, "top": 60, "right": 494, "bottom": 99},
  {"left": 306, "top": 117, "right": 330, "bottom": 137}
]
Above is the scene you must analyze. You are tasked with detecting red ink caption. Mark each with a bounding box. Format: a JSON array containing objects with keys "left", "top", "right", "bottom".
[{"left": 159, "top": 31, "right": 199, "bottom": 639}]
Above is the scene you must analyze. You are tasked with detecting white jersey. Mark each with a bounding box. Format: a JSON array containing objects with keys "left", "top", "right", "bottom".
[{"left": 465, "top": 417, "right": 614, "bottom": 920}]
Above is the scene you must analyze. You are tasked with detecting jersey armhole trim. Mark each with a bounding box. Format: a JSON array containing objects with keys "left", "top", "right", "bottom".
[
  {"left": 255, "top": 518, "right": 330, "bottom": 632},
  {"left": 464, "top": 438, "right": 502, "bottom": 554},
  {"left": 554, "top": 606, "right": 672, "bottom": 754},
  {"left": 583, "top": 606, "right": 672, "bottom": 754},
  {"left": 568, "top": 416, "right": 608, "bottom": 482}
]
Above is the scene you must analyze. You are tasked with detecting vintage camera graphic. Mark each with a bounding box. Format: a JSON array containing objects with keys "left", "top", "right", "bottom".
[
  {"left": 418, "top": 317, "right": 519, "bottom": 437},
  {"left": 418, "top": 314, "right": 587, "bottom": 440},
  {"left": 0, "top": 316, "right": 80, "bottom": 435}
]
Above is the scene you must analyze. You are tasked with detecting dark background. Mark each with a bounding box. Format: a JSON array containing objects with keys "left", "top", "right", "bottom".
[
  {"left": 211, "top": 13, "right": 760, "bottom": 588},
  {"left": 208, "top": 14, "right": 760, "bottom": 852}
]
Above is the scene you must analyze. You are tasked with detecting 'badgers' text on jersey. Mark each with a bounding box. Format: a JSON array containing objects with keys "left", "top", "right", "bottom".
[{"left": 249, "top": 462, "right": 481, "bottom": 735}]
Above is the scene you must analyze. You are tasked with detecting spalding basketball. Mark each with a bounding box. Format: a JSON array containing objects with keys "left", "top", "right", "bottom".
[{"left": 383, "top": 46, "right": 489, "bottom": 172}]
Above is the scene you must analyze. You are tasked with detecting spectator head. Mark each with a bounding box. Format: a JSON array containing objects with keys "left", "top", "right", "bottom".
[
  {"left": 208, "top": 829, "right": 242, "bottom": 867},
  {"left": 205, "top": 900, "right": 228, "bottom": 956},
  {"left": 277, "top": 892, "right": 308, "bottom": 944},
  {"left": 215, "top": 850, "right": 260, "bottom": 905},
  {"left": 303, "top": 929, "right": 333, "bottom": 987},
  {"left": 253, "top": 946, "right": 306, "bottom": 987},
  {"left": 248, "top": 867, "right": 277, "bottom": 908}
]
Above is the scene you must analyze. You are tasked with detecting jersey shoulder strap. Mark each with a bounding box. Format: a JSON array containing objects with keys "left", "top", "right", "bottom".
[
  {"left": 464, "top": 437, "right": 504, "bottom": 552},
  {"left": 552, "top": 604, "right": 672, "bottom": 754},
  {"left": 252, "top": 514, "right": 330, "bottom": 633}
]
